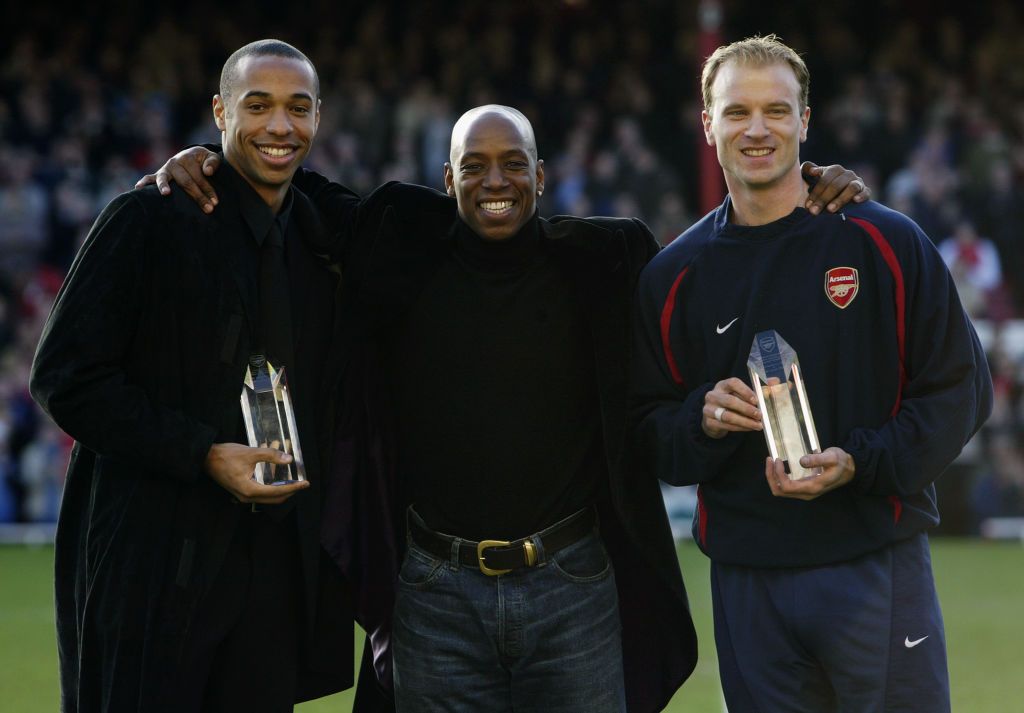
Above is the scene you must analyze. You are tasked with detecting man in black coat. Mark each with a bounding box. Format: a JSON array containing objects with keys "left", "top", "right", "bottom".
[
  {"left": 147, "top": 98, "right": 869, "bottom": 711},
  {"left": 30, "top": 40, "right": 354, "bottom": 712}
]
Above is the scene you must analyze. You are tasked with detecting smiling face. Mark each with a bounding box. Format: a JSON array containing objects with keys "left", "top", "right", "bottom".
[
  {"left": 444, "top": 109, "right": 545, "bottom": 241},
  {"left": 702, "top": 59, "right": 810, "bottom": 197},
  {"left": 213, "top": 54, "right": 319, "bottom": 211}
]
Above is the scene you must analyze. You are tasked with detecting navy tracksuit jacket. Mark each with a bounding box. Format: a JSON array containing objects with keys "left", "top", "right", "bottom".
[{"left": 631, "top": 197, "right": 993, "bottom": 568}]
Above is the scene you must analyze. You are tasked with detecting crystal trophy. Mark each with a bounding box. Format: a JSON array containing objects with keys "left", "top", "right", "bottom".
[
  {"left": 240, "top": 355, "right": 306, "bottom": 484},
  {"left": 747, "top": 331, "right": 822, "bottom": 480}
]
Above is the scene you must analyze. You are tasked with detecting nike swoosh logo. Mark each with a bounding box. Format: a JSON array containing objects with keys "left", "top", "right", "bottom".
[
  {"left": 716, "top": 317, "right": 740, "bottom": 334},
  {"left": 904, "top": 635, "right": 929, "bottom": 648}
]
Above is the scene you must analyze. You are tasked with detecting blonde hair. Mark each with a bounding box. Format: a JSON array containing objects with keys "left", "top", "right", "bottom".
[{"left": 701, "top": 34, "right": 809, "bottom": 112}]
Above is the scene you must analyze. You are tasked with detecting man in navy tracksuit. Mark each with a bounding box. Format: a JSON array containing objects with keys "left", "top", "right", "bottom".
[{"left": 632, "top": 35, "right": 993, "bottom": 712}]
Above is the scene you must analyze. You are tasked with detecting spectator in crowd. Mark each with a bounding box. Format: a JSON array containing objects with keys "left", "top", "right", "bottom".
[
  {"left": 0, "top": 373, "right": 19, "bottom": 522},
  {"left": 0, "top": 146, "right": 49, "bottom": 274},
  {"left": 970, "top": 160, "right": 1024, "bottom": 314},
  {"left": 971, "top": 433, "right": 1024, "bottom": 533},
  {"left": 17, "top": 416, "right": 69, "bottom": 522},
  {"left": 938, "top": 218, "right": 1004, "bottom": 319}
]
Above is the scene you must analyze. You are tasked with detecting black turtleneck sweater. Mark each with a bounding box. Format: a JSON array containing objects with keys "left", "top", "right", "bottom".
[{"left": 385, "top": 216, "right": 604, "bottom": 541}]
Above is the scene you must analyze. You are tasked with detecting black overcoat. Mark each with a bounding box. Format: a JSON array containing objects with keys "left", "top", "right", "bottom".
[
  {"left": 30, "top": 169, "right": 353, "bottom": 712},
  {"left": 298, "top": 177, "right": 700, "bottom": 713}
]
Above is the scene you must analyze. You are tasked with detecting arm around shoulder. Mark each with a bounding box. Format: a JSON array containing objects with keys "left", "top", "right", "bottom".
[{"left": 628, "top": 217, "right": 661, "bottom": 276}]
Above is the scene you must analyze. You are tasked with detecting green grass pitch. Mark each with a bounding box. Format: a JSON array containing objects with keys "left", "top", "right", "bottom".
[{"left": 2, "top": 538, "right": 1021, "bottom": 711}]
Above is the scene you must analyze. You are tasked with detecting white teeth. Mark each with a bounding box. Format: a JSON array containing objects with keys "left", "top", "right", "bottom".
[
  {"left": 743, "top": 148, "right": 773, "bottom": 156},
  {"left": 481, "top": 200, "right": 513, "bottom": 211},
  {"left": 259, "top": 146, "right": 293, "bottom": 157}
]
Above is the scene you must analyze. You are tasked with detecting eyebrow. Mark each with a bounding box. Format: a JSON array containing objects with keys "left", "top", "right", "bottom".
[
  {"left": 720, "top": 101, "right": 792, "bottom": 112},
  {"left": 460, "top": 148, "right": 529, "bottom": 160},
  {"left": 242, "top": 90, "right": 315, "bottom": 102}
]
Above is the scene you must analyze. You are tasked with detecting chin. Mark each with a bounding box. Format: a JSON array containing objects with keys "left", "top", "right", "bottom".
[{"left": 480, "top": 229, "right": 513, "bottom": 241}]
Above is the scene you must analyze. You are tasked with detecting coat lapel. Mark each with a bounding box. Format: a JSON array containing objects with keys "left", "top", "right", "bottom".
[
  {"left": 542, "top": 218, "right": 631, "bottom": 471},
  {"left": 286, "top": 188, "right": 343, "bottom": 456},
  {"left": 208, "top": 183, "right": 261, "bottom": 360},
  {"left": 357, "top": 202, "right": 455, "bottom": 328}
]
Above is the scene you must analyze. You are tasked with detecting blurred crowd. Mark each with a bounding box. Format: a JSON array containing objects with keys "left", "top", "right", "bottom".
[{"left": 2, "top": 1, "right": 1023, "bottom": 531}]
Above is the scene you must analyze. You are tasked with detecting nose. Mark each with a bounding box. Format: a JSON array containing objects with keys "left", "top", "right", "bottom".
[
  {"left": 744, "top": 111, "right": 769, "bottom": 139},
  {"left": 482, "top": 163, "right": 507, "bottom": 189},
  {"left": 266, "top": 107, "right": 293, "bottom": 136}
]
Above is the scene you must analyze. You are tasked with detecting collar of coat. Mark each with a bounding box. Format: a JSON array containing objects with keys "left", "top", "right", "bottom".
[
  {"left": 366, "top": 183, "right": 625, "bottom": 273},
  {"left": 353, "top": 184, "right": 629, "bottom": 325}
]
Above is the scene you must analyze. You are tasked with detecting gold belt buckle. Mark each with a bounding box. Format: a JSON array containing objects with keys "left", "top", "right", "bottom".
[
  {"left": 477, "top": 539, "right": 538, "bottom": 576},
  {"left": 477, "top": 540, "right": 511, "bottom": 576}
]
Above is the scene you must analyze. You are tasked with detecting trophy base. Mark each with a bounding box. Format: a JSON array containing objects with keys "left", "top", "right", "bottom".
[{"left": 780, "top": 459, "right": 823, "bottom": 481}]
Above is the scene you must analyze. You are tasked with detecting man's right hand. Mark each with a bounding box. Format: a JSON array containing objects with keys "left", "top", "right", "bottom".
[
  {"left": 702, "top": 377, "right": 763, "bottom": 439},
  {"left": 135, "top": 147, "right": 222, "bottom": 214},
  {"left": 204, "top": 442, "right": 309, "bottom": 504}
]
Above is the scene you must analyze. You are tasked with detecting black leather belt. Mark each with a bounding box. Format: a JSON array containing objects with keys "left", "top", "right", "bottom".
[{"left": 408, "top": 506, "right": 596, "bottom": 576}]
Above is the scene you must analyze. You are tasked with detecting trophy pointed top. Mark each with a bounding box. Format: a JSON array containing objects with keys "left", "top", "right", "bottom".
[{"left": 748, "top": 330, "right": 796, "bottom": 382}]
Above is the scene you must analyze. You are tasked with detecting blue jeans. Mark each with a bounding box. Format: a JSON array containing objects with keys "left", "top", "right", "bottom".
[{"left": 392, "top": 523, "right": 626, "bottom": 713}]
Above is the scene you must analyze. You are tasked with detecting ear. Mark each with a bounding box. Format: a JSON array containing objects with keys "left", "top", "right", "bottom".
[
  {"left": 213, "top": 94, "right": 226, "bottom": 132},
  {"left": 799, "top": 105, "right": 810, "bottom": 143},
  {"left": 535, "top": 158, "right": 545, "bottom": 197},
  {"left": 702, "top": 109, "right": 715, "bottom": 146},
  {"left": 443, "top": 163, "right": 455, "bottom": 197},
  {"left": 314, "top": 98, "right": 322, "bottom": 134}
]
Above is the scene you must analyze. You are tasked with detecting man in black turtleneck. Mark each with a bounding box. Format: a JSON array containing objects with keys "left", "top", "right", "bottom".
[
  {"left": 140, "top": 103, "right": 869, "bottom": 713},
  {"left": 303, "top": 105, "right": 700, "bottom": 713},
  {"left": 387, "top": 130, "right": 601, "bottom": 545},
  {"left": 384, "top": 108, "right": 630, "bottom": 711}
]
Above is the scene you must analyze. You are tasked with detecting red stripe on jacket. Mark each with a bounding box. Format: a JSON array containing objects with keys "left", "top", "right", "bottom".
[
  {"left": 850, "top": 217, "right": 907, "bottom": 417},
  {"left": 659, "top": 267, "right": 689, "bottom": 387},
  {"left": 696, "top": 485, "right": 708, "bottom": 546},
  {"left": 851, "top": 216, "right": 907, "bottom": 524},
  {"left": 888, "top": 495, "right": 903, "bottom": 524}
]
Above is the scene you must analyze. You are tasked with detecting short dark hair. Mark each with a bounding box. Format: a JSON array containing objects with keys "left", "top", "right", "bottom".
[{"left": 219, "top": 39, "right": 319, "bottom": 100}]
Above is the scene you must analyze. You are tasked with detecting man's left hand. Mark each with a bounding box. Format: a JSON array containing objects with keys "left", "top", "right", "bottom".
[
  {"left": 801, "top": 162, "right": 871, "bottom": 215},
  {"left": 765, "top": 446, "right": 856, "bottom": 500}
]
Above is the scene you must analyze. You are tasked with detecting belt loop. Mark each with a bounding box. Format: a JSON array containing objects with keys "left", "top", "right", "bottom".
[
  {"left": 529, "top": 534, "right": 546, "bottom": 565},
  {"left": 449, "top": 537, "right": 462, "bottom": 569}
]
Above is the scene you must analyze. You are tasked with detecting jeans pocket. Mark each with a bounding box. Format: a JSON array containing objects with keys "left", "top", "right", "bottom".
[
  {"left": 550, "top": 533, "right": 612, "bottom": 583},
  {"left": 397, "top": 545, "right": 447, "bottom": 590}
]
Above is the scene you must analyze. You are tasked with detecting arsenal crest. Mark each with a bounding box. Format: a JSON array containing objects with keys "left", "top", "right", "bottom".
[{"left": 825, "top": 267, "right": 859, "bottom": 309}]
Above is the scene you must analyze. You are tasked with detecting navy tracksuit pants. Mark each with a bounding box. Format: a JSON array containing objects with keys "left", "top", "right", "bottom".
[{"left": 711, "top": 533, "right": 950, "bottom": 712}]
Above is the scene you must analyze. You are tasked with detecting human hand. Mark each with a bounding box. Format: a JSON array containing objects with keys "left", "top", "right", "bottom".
[
  {"left": 702, "top": 377, "right": 763, "bottom": 439},
  {"left": 135, "top": 147, "right": 222, "bottom": 213},
  {"left": 764, "top": 446, "right": 855, "bottom": 500},
  {"left": 800, "top": 162, "right": 871, "bottom": 215},
  {"left": 203, "top": 442, "right": 309, "bottom": 504}
]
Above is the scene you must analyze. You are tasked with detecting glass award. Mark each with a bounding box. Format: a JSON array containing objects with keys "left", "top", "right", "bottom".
[
  {"left": 240, "top": 355, "right": 306, "bottom": 484},
  {"left": 747, "top": 331, "right": 822, "bottom": 481}
]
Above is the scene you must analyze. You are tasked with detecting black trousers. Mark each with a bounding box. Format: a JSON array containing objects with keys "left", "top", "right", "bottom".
[{"left": 167, "top": 509, "right": 302, "bottom": 713}]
